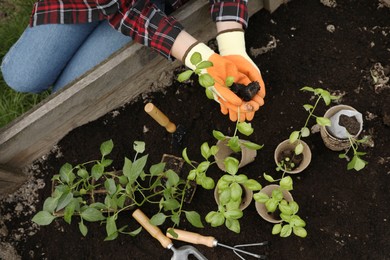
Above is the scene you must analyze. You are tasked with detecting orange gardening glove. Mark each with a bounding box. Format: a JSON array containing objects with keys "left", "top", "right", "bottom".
[
  {"left": 217, "top": 29, "right": 266, "bottom": 121},
  {"left": 183, "top": 42, "right": 256, "bottom": 122}
]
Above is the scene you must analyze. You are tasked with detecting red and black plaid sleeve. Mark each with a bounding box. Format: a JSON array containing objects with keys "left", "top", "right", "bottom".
[
  {"left": 209, "top": 0, "right": 248, "bottom": 28},
  {"left": 30, "top": 0, "right": 184, "bottom": 59}
]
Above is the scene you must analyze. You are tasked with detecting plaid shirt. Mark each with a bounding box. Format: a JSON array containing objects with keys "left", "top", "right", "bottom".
[{"left": 30, "top": 0, "right": 248, "bottom": 60}]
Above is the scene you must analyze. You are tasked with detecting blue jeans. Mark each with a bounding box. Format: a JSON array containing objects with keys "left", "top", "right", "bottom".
[{"left": 1, "top": 0, "right": 166, "bottom": 93}]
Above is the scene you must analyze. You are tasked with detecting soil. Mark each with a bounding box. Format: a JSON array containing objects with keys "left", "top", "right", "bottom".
[
  {"left": 1, "top": 0, "right": 390, "bottom": 259},
  {"left": 339, "top": 114, "right": 361, "bottom": 135}
]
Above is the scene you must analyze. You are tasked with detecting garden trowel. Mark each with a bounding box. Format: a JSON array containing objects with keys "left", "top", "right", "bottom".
[{"left": 132, "top": 209, "right": 207, "bottom": 260}]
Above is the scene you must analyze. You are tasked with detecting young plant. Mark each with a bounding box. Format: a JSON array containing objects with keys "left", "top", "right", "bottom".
[
  {"left": 205, "top": 156, "right": 262, "bottom": 233},
  {"left": 32, "top": 140, "right": 203, "bottom": 240},
  {"left": 254, "top": 170, "right": 307, "bottom": 238},
  {"left": 339, "top": 134, "right": 369, "bottom": 171},
  {"left": 288, "top": 86, "right": 339, "bottom": 155}
]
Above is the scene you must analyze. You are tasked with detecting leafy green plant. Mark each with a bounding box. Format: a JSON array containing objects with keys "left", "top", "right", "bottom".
[
  {"left": 288, "top": 86, "right": 339, "bottom": 156},
  {"left": 205, "top": 156, "right": 262, "bottom": 233},
  {"left": 254, "top": 170, "right": 307, "bottom": 238},
  {"left": 32, "top": 140, "right": 203, "bottom": 240},
  {"left": 339, "top": 134, "right": 368, "bottom": 171},
  {"left": 177, "top": 52, "right": 235, "bottom": 100}
]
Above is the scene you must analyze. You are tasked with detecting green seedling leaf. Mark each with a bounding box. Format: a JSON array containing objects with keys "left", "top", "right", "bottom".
[
  {"left": 105, "top": 216, "right": 118, "bottom": 240},
  {"left": 197, "top": 161, "right": 210, "bottom": 173},
  {"left": 167, "top": 228, "right": 178, "bottom": 238},
  {"left": 182, "top": 148, "right": 193, "bottom": 166},
  {"left": 171, "top": 213, "right": 180, "bottom": 226},
  {"left": 303, "top": 104, "right": 313, "bottom": 111},
  {"left": 187, "top": 169, "right": 197, "bottom": 181},
  {"left": 301, "top": 127, "right": 310, "bottom": 137},
  {"left": 265, "top": 198, "right": 279, "bottom": 213},
  {"left": 205, "top": 212, "right": 225, "bottom": 227},
  {"left": 126, "top": 155, "right": 148, "bottom": 185},
  {"left": 185, "top": 211, "right": 204, "bottom": 228},
  {"left": 280, "top": 224, "right": 293, "bottom": 237},
  {"left": 32, "top": 211, "right": 57, "bottom": 225},
  {"left": 225, "top": 76, "right": 235, "bottom": 87},
  {"left": 200, "top": 142, "right": 211, "bottom": 159},
  {"left": 150, "top": 213, "right": 167, "bottom": 226},
  {"left": 101, "top": 158, "right": 113, "bottom": 167},
  {"left": 230, "top": 183, "right": 243, "bottom": 201},
  {"left": 133, "top": 141, "right": 145, "bottom": 154},
  {"left": 242, "top": 142, "right": 264, "bottom": 150},
  {"left": 79, "top": 221, "right": 88, "bottom": 236},
  {"left": 279, "top": 202, "right": 294, "bottom": 215},
  {"left": 150, "top": 162, "right": 165, "bottom": 176},
  {"left": 300, "top": 86, "right": 315, "bottom": 92},
  {"left": 225, "top": 218, "right": 240, "bottom": 233},
  {"left": 320, "top": 90, "right": 332, "bottom": 105},
  {"left": 190, "top": 52, "right": 202, "bottom": 65},
  {"left": 77, "top": 168, "right": 89, "bottom": 179},
  {"left": 201, "top": 176, "right": 215, "bottom": 190},
  {"left": 162, "top": 199, "right": 181, "bottom": 211},
  {"left": 295, "top": 143, "right": 304, "bottom": 155},
  {"left": 205, "top": 88, "right": 215, "bottom": 100},
  {"left": 166, "top": 170, "right": 180, "bottom": 187},
  {"left": 289, "top": 131, "right": 300, "bottom": 144},
  {"left": 234, "top": 174, "right": 248, "bottom": 183},
  {"left": 224, "top": 157, "right": 239, "bottom": 175},
  {"left": 199, "top": 73, "right": 214, "bottom": 88},
  {"left": 280, "top": 176, "right": 293, "bottom": 191},
  {"left": 293, "top": 226, "right": 307, "bottom": 238},
  {"left": 289, "top": 201, "right": 299, "bottom": 215},
  {"left": 59, "top": 163, "right": 74, "bottom": 184},
  {"left": 212, "top": 130, "right": 226, "bottom": 140},
  {"left": 224, "top": 209, "right": 243, "bottom": 220},
  {"left": 197, "top": 61, "right": 213, "bottom": 69},
  {"left": 237, "top": 122, "right": 254, "bottom": 136},
  {"left": 348, "top": 155, "right": 367, "bottom": 171},
  {"left": 104, "top": 179, "right": 117, "bottom": 195},
  {"left": 272, "top": 224, "right": 282, "bottom": 235},
  {"left": 254, "top": 192, "right": 269, "bottom": 203},
  {"left": 244, "top": 179, "right": 262, "bottom": 191},
  {"left": 316, "top": 117, "right": 331, "bottom": 126},
  {"left": 271, "top": 189, "right": 284, "bottom": 201},
  {"left": 177, "top": 70, "right": 193, "bottom": 82},
  {"left": 80, "top": 207, "right": 105, "bottom": 222},
  {"left": 43, "top": 197, "right": 59, "bottom": 213},
  {"left": 91, "top": 163, "right": 104, "bottom": 180},
  {"left": 64, "top": 199, "right": 79, "bottom": 224},
  {"left": 210, "top": 145, "right": 219, "bottom": 156},
  {"left": 56, "top": 192, "right": 73, "bottom": 212},
  {"left": 228, "top": 137, "right": 241, "bottom": 153},
  {"left": 219, "top": 188, "right": 231, "bottom": 205},
  {"left": 100, "top": 139, "right": 114, "bottom": 157},
  {"left": 263, "top": 173, "right": 276, "bottom": 183},
  {"left": 339, "top": 153, "right": 346, "bottom": 159}
]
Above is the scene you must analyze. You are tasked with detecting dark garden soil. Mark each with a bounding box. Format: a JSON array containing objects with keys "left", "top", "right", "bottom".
[{"left": 1, "top": 0, "right": 390, "bottom": 259}]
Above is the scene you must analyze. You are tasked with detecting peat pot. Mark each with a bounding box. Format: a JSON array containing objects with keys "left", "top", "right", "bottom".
[
  {"left": 274, "top": 139, "right": 312, "bottom": 174},
  {"left": 320, "top": 105, "right": 363, "bottom": 151},
  {"left": 255, "top": 184, "right": 294, "bottom": 223},
  {"left": 214, "top": 137, "right": 257, "bottom": 172}
]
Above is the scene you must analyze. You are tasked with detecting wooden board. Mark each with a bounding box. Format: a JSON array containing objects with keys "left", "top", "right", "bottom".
[{"left": 0, "top": 0, "right": 269, "bottom": 195}]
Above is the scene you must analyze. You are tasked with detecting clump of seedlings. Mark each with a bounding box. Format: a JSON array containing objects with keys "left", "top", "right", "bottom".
[
  {"left": 254, "top": 169, "right": 307, "bottom": 238},
  {"left": 32, "top": 140, "right": 203, "bottom": 240},
  {"left": 339, "top": 134, "right": 369, "bottom": 171}
]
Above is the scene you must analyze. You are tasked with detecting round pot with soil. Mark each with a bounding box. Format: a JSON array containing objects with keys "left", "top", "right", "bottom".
[
  {"left": 254, "top": 184, "right": 294, "bottom": 223},
  {"left": 320, "top": 105, "right": 363, "bottom": 151},
  {"left": 214, "top": 137, "right": 257, "bottom": 171},
  {"left": 274, "top": 139, "right": 312, "bottom": 174}
]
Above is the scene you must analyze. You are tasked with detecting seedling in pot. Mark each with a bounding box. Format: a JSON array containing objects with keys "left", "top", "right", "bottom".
[
  {"left": 254, "top": 169, "right": 307, "bottom": 238},
  {"left": 206, "top": 156, "right": 262, "bottom": 233},
  {"left": 288, "top": 87, "right": 339, "bottom": 155}
]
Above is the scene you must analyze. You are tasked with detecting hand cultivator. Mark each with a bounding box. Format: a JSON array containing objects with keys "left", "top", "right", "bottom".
[{"left": 167, "top": 228, "right": 268, "bottom": 259}]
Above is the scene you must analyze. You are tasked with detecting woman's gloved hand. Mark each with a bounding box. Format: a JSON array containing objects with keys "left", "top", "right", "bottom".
[
  {"left": 216, "top": 29, "right": 266, "bottom": 119},
  {"left": 183, "top": 42, "right": 258, "bottom": 121}
]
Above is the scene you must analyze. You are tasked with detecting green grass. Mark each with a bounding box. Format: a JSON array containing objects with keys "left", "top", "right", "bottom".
[{"left": 0, "top": 0, "right": 50, "bottom": 128}]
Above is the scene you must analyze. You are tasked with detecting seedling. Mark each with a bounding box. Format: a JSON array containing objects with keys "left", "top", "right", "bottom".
[
  {"left": 289, "top": 86, "right": 339, "bottom": 155},
  {"left": 32, "top": 140, "right": 203, "bottom": 240},
  {"left": 339, "top": 134, "right": 369, "bottom": 171},
  {"left": 254, "top": 170, "right": 307, "bottom": 238}
]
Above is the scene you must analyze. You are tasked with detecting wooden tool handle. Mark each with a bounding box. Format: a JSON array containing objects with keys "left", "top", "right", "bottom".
[
  {"left": 166, "top": 228, "right": 216, "bottom": 248},
  {"left": 132, "top": 209, "right": 172, "bottom": 249},
  {"left": 144, "top": 103, "right": 176, "bottom": 133}
]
